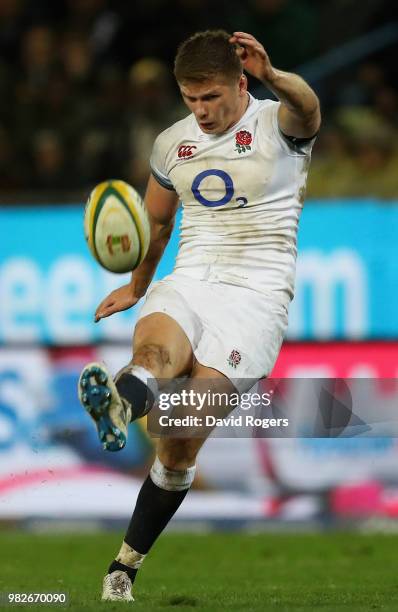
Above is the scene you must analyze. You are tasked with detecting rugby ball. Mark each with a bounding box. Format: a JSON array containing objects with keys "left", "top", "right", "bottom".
[{"left": 84, "top": 180, "right": 150, "bottom": 273}]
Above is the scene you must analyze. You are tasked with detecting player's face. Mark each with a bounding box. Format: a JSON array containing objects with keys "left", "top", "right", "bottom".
[{"left": 179, "top": 75, "right": 248, "bottom": 135}]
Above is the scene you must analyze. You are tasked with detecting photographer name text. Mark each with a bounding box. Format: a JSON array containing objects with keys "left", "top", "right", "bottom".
[{"left": 157, "top": 415, "right": 289, "bottom": 429}]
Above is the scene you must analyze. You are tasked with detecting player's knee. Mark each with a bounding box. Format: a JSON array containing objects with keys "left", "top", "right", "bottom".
[
  {"left": 150, "top": 455, "right": 196, "bottom": 491},
  {"left": 157, "top": 439, "right": 199, "bottom": 471},
  {"left": 133, "top": 342, "right": 171, "bottom": 373}
]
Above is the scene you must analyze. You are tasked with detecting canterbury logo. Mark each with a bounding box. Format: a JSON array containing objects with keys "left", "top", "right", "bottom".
[{"left": 178, "top": 145, "right": 197, "bottom": 158}]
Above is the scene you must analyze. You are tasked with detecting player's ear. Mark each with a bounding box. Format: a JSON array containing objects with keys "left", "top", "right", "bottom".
[{"left": 238, "top": 74, "right": 247, "bottom": 96}]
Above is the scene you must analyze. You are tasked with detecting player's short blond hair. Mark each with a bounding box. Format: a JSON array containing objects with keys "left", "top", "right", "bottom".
[{"left": 174, "top": 30, "right": 242, "bottom": 84}]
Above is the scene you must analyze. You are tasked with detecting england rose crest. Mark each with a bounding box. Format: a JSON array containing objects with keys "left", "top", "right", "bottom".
[
  {"left": 235, "top": 130, "right": 252, "bottom": 154},
  {"left": 228, "top": 349, "right": 242, "bottom": 368}
]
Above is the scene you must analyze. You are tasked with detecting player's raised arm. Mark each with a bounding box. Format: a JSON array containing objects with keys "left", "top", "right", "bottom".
[
  {"left": 95, "top": 175, "right": 179, "bottom": 321},
  {"left": 230, "top": 31, "right": 321, "bottom": 139}
]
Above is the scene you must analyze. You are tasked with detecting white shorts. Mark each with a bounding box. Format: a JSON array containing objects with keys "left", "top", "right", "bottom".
[{"left": 137, "top": 273, "right": 289, "bottom": 393}]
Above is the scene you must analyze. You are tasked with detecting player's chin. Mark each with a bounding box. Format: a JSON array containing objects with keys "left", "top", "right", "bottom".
[{"left": 199, "top": 121, "right": 217, "bottom": 133}]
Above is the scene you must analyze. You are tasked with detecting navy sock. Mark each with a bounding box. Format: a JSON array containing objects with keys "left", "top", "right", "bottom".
[
  {"left": 115, "top": 373, "right": 155, "bottom": 421},
  {"left": 108, "top": 476, "right": 190, "bottom": 585},
  {"left": 125, "top": 475, "right": 190, "bottom": 554}
]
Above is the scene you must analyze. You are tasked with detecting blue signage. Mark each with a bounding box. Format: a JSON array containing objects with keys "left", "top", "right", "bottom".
[{"left": 0, "top": 200, "right": 397, "bottom": 343}]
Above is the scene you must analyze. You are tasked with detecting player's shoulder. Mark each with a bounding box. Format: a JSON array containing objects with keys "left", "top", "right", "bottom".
[
  {"left": 150, "top": 113, "right": 197, "bottom": 186},
  {"left": 153, "top": 113, "right": 196, "bottom": 151},
  {"left": 253, "top": 97, "right": 285, "bottom": 144},
  {"left": 246, "top": 95, "right": 280, "bottom": 135},
  {"left": 254, "top": 97, "right": 316, "bottom": 156},
  {"left": 255, "top": 97, "right": 280, "bottom": 120}
]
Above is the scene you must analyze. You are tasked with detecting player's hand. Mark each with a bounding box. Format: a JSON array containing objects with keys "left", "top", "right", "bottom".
[
  {"left": 94, "top": 283, "right": 141, "bottom": 322},
  {"left": 229, "top": 32, "right": 275, "bottom": 84}
]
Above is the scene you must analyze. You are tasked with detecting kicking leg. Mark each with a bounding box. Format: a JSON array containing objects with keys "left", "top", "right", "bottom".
[
  {"left": 78, "top": 313, "right": 193, "bottom": 451},
  {"left": 103, "top": 364, "right": 234, "bottom": 601}
]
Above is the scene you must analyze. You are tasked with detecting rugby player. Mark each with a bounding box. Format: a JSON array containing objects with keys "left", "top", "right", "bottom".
[{"left": 78, "top": 30, "right": 321, "bottom": 601}]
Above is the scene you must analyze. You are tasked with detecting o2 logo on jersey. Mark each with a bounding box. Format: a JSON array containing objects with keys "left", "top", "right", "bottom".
[{"left": 191, "top": 169, "right": 247, "bottom": 208}]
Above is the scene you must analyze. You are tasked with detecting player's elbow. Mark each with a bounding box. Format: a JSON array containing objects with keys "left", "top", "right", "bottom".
[
  {"left": 151, "top": 217, "right": 175, "bottom": 245},
  {"left": 302, "top": 96, "right": 321, "bottom": 136},
  {"left": 309, "top": 92, "right": 321, "bottom": 124},
  {"left": 160, "top": 219, "right": 175, "bottom": 243}
]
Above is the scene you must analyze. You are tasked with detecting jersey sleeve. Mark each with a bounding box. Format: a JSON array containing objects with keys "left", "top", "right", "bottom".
[
  {"left": 149, "top": 132, "right": 175, "bottom": 191},
  {"left": 258, "top": 100, "right": 316, "bottom": 156}
]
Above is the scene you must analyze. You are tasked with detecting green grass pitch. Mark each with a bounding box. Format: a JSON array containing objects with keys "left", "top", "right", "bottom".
[{"left": 1, "top": 531, "right": 398, "bottom": 611}]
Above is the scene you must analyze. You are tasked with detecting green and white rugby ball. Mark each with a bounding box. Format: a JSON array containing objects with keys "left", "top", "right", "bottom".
[{"left": 84, "top": 180, "right": 150, "bottom": 273}]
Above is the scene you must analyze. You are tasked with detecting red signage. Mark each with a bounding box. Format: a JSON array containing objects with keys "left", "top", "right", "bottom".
[{"left": 272, "top": 342, "right": 398, "bottom": 378}]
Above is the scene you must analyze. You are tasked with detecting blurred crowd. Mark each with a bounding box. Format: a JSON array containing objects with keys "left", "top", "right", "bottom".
[{"left": 0, "top": 0, "right": 396, "bottom": 201}]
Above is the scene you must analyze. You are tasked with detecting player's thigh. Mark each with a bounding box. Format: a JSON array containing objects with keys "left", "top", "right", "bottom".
[
  {"left": 156, "top": 362, "right": 235, "bottom": 469},
  {"left": 133, "top": 312, "right": 194, "bottom": 377}
]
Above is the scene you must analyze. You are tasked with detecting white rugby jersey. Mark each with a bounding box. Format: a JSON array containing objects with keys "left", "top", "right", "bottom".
[{"left": 150, "top": 94, "right": 315, "bottom": 306}]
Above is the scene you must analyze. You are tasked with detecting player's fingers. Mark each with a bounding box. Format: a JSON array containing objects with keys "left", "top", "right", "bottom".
[
  {"left": 235, "top": 37, "right": 264, "bottom": 53},
  {"left": 242, "top": 46, "right": 267, "bottom": 62},
  {"left": 95, "top": 295, "right": 138, "bottom": 321},
  {"left": 230, "top": 36, "right": 245, "bottom": 54},
  {"left": 94, "top": 297, "right": 115, "bottom": 321},
  {"left": 96, "top": 307, "right": 115, "bottom": 320},
  {"left": 94, "top": 309, "right": 108, "bottom": 322},
  {"left": 233, "top": 33, "right": 262, "bottom": 46},
  {"left": 233, "top": 31, "right": 256, "bottom": 40},
  {"left": 236, "top": 42, "right": 265, "bottom": 59},
  {"left": 95, "top": 296, "right": 114, "bottom": 313},
  {"left": 230, "top": 34, "right": 264, "bottom": 62},
  {"left": 95, "top": 303, "right": 120, "bottom": 321},
  {"left": 235, "top": 46, "right": 247, "bottom": 58},
  {"left": 233, "top": 35, "right": 259, "bottom": 47}
]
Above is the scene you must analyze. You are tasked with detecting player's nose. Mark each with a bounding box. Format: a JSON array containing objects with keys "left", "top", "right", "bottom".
[{"left": 195, "top": 105, "right": 208, "bottom": 120}]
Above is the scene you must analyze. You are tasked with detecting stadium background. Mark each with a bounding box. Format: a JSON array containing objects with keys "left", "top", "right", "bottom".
[{"left": 1, "top": 0, "right": 398, "bottom": 540}]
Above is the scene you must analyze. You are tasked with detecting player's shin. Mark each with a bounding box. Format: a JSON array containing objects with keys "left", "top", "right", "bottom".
[
  {"left": 107, "top": 456, "right": 196, "bottom": 585},
  {"left": 115, "top": 365, "right": 157, "bottom": 421}
]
